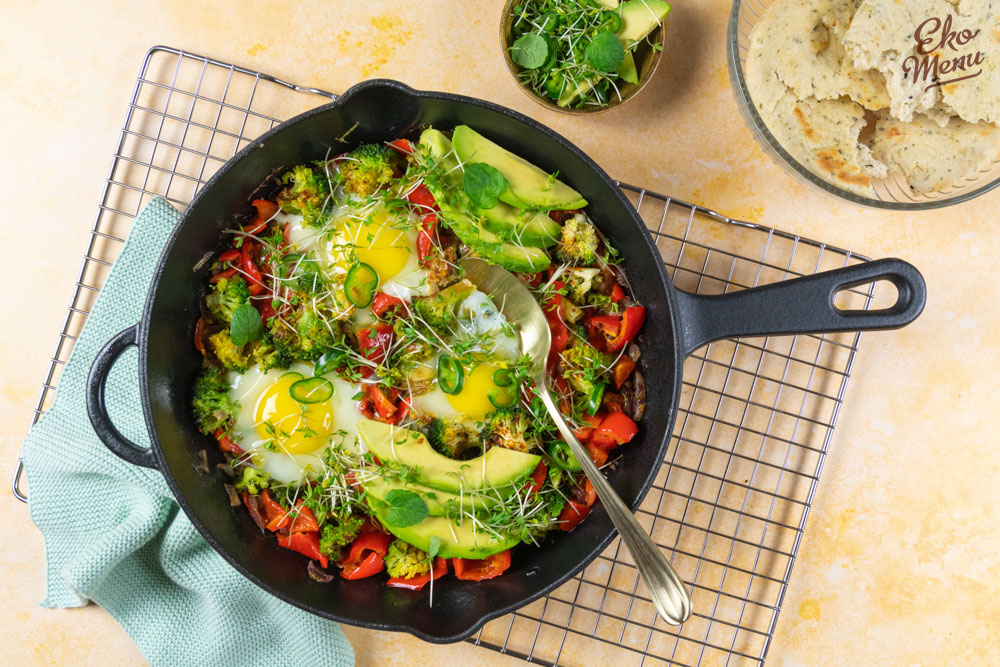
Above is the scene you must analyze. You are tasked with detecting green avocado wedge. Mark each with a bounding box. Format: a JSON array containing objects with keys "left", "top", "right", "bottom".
[
  {"left": 358, "top": 419, "right": 541, "bottom": 494},
  {"left": 360, "top": 471, "right": 499, "bottom": 516},
  {"left": 369, "top": 501, "right": 519, "bottom": 559},
  {"left": 451, "top": 126, "right": 588, "bottom": 211}
]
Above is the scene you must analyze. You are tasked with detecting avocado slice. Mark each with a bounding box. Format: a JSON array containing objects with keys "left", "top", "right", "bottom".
[
  {"left": 369, "top": 502, "right": 519, "bottom": 559},
  {"left": 556, "top": 0, "right": 671, "bottom": 108},
  {"left": 358, "top": 420, "right": 541, "bottom": 494},
  {"left": 361, "top": 472, "right": 498, "bottom": 516},
  {"left": 417, "top": 129, "right": 552, "bottom": 271},
  {"left": 452, "top": 126, "right": 588, "bottom": 211}
]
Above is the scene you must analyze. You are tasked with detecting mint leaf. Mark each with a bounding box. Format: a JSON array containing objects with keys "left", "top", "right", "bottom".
[
  {"left": 230, "top": 303, "right": 263, "bottom": 347},
  {"left": 384, "top": 489, "right": 429, "bottom": 527},
  {"left": 510, "top": 33, "right": 548, "bottom": 69},
  {"left": 427, "top": 535, "right": 441, "bottom": 560},
  {"left": 586, "top": 31, "right": 624, "bottom": 73},
  {"left": 463, "top": 162, "right": 509, "bottom": 210}
]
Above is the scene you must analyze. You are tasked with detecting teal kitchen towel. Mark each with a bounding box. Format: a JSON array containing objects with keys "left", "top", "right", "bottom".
[{"left": 21, "top": 197, "right": 354, "bottom": 667}]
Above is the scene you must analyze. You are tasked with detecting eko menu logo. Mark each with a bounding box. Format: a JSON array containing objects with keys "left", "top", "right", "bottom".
[{"left": 903, "top": 14, "right": 985, "bottom": 91}]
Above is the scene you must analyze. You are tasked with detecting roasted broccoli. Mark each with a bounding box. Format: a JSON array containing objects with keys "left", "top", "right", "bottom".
[
  {"left": 235, "top": 466, "right": 271, "bottom": 494},
  {"left": 387, "top": 339, "right": 436, "bottom": 395},
  {"left": 555, "top": 214, "right": 599, "bottom": 266},
  {"left": 522, "top": 487, "right": 568, "bottom": 543},
  {"left": 411, "top": 279, "right": 476, "bottom": 332},
  {"left": 560, "top": 343, "right": 612, "bottom": 395},
  {"left": 384, "top": 539, "right": 431, "bottom": 579},
  {"left": 251, "top": 334, "right": 293, "bottom": 372},
  {"left": 426, "top": 417, "right": 481, "bottom": 459},
  {"left": 319, "top": 514, "right": 365, "bottom": 558},
  {"left": 206, "top": 276, "right": 251, "bottom": 323},
  {"left": 564, "top": 268, "right": 601, "bottom": 303},
  {"left": 270, "top": 305, "right": 343, "bottom": 362},
  {"left": 339, "top": 143, "right": 403, "bottom": 197},
  {"left": 278, "top": 165, "right": 330, "bottom": 227},
  {"left": 208, "top": 330, "right": 252, "bottom": 372},
  {"left": 481, "top": 407, "right": 541, "bottom": 453},
  {"left": 192, "top": 367, "right": 235, "bottom": 435}
]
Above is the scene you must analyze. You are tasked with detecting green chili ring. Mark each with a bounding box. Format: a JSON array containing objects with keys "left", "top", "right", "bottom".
[
  {"left": 488, "top": 386, "right": 518, "bottom": 409},
  {"left": 314, "top": 347, "right": 350, "bottom": 376},
  {"left": 289, "top": 376, "right": 334, "bottom": 404},
  {"left": 549, "top": 440, "right": 582, "bottom": 471},
  {"left": 344, "top": 262, "right": 379, "bottom": 308},
  {"left": 586, "top": 382, "right": 607, "bottom": 415},
  {"left": 437, "top": 355, "right": 465, "bottom": 395}
]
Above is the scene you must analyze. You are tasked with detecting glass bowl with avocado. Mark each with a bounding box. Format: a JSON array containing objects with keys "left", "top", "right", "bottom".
[
  {"left": 191, "top": 125, "right": 648, "bottom": 594},
  {"left": 500, "top": 0, "right": 671, "bottom": 113}
]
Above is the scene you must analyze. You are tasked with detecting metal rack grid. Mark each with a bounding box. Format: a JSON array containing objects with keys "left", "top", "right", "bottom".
[{"left": 14, "top": 46, "right": 881, "bottom": 666}]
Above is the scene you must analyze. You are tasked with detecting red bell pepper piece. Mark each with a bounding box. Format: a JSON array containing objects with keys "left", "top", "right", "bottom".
[
  {"left": 209, "top": 267, "right": 238, "bottom": 284},
  {"left": 266, "top": 500, "right": 320, "bottom": 534},
  {"left": 218, "top": 249, "right": 241, "bottom": 263},
  {"left": 452, "top": 550, "right": 512, "bottom": 581},
  {"left": 613, "top": 357, "right": 636, "bottom": 389},
  {"left": 558, "top": 500, "right": 592, "bottom": 532},
  {"left": 387, "top": 138, "right": 414, "bottom": 155},
  {"left": 259, "top": 489, "right": 286, "bottom": 526},
  {"left": 386, "top": 557, "right": 448, "bottom": 590},
  {"left": 604, "top": 306, "right": 645, "bottom": 352},
  {"left": 524, "top": 461, "right": 547, "bottom": 496},
  {"left": 258, "top": 292, "right": 276, "bottom": 325},
  {"left": 583, "top": 478, "right": 597, "bottom": 507},
  {"left": 194, "top": 315, "right": 208, "bottom": 355},
  {"left": 590, "top": 411, "right": 639, "bottom": 450},
  {"left": 586, "top": 442, "right": 609, "bottom": 467},
  {"left": 357, "top": 322, "right": 394, "bottom": 364},
  {"left": 277, "top": 530, "right": 328, "bottom": 569},
  {"left": 602, "top": 392, "right": 627, "bottom": 414},
  {"left": 546, "top": 315, "right": 568, "bottom": 374},
  {"left": 339, "top": 530, "right": 393, "bottom": 580},
  {"left": 406, "top": 183, "right": 438, "bottom": 211},
  {"left": 609, "top": 282, "right": 625, "bottom": 302},
  {"left": 369, "top": 385, "right": 398, "bottom": 421},
  {"left": 587, "top": 314, "right": 620, "bottom": 336},
  {"left": 417, "top": 213, "right": 437, "bottom": 266},
  {"left": 241, "top": 241, "right": 265, "bottom": 296},
  {"left": 372, "top": 292, "right": 405, "bottom": 317},
  {"left": 214, "top": 429, "right": 243, "bottom": 455},
  {"left": 243, "top": 199, "right": 280, "bottom": 236},
  {"left": 572, "top": 413, "right": 604, "bottom": 443}
]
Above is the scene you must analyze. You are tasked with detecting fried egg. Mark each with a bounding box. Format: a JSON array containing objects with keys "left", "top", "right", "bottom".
[
  {"left": 334, "top": 204, "right": 429, "bottom": 301},
  {"left": 228, "top": 362, "right": 362, "bottom": 483},
  {"left": 410, "top": 356, "right": 513, "bottom": 424}
]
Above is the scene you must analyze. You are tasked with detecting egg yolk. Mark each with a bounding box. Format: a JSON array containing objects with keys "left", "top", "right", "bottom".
[
  {"left": 445, "top": 360, "right": 505, "bottom": 420},
  {"left": 341, "top": 208, "right": 411, "bottom": 283},
  {"left": 254, "top": 375, "right": 334, "bottom": 454}
]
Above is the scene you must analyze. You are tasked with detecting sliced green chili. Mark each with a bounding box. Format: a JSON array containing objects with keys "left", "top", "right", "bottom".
[
  {"left": 314, "top": 347, "right": 349, "bottom": 376},
  {"left": 437, "top": 355, "right": 465, "bottom": 395},
  {"left": 586, "top": 382, "right": 607, "bottom": 415},
  {"left": 488, "top": 386, "right": 517, "bottom": 408},
  {"left": 289, "top": 376, "right": 334, "bottom": 404},
  {"left": 549, "top": 440, "right": 582, "bottom": 471},
  {"left": 344, "top": 262, "right": 379, "bottom": 308}
]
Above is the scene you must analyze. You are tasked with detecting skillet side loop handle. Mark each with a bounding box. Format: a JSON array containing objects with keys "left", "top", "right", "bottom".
[
  {"left": 86, "top": 324, "right": 159, "bottom": 469},
  {"left": 675, "top": 258, "right": 926, "bottom": 355}
]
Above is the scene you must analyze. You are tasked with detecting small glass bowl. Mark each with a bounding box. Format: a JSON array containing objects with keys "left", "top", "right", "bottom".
[
  {"left": 727, "top": 0, "right": 1000, "bottom": 209},
  {"left": 499, "top": 0, "right": 667, "bottom": 115}
]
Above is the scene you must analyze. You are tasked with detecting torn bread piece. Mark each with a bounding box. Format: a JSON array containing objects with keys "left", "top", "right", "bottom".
[
  {"left": 936, "top": 0, "right": 1000, "bottom": 124},
  {"left": 746, "top": 0, "right": 890, "bottom": 114},
  {"left": 872, "top": 110, "right": 1000, "bottom": 193},
  {"left": 761, "top": 92, "right": 888, "bottom": 196}
]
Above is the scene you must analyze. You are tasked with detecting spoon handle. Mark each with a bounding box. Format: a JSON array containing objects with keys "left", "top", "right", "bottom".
[{"left": 536, "top": 379, "right": 692, "bottom": 626}]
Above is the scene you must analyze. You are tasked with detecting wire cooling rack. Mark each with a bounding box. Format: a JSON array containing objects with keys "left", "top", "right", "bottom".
[{"left": 14, "top": 46, "right": 882, "bottom": 666}]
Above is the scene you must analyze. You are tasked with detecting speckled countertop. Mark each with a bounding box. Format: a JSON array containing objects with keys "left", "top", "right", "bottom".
[{"left": 2, "top": 1, "right": 998, "bottom": 665}]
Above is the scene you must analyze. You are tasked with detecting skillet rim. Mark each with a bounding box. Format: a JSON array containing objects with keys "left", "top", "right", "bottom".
[{"left": 139, "top": 78, "right": 681, "bottom": 642}]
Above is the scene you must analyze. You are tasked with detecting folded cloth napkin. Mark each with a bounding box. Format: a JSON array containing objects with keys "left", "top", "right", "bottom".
[{"left": 22, "top": 197, "right": 354, "bottom": 667}]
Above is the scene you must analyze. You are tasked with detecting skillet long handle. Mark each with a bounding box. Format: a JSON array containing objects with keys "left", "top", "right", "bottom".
[{"left": 535, "top": 376, "right": 693, "bottom": 626}]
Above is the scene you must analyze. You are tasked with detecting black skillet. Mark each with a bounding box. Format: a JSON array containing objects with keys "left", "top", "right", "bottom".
[{"left": 86, "top": 80, "right": 925, "bottom": 643}]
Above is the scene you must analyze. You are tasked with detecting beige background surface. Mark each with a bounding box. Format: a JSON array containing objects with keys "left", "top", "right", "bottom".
[{"left": 1, "top": 1, "right": 998, "bottom": 665}]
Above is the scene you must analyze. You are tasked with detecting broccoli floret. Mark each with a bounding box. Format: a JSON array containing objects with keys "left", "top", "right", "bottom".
[
  {"left": 523, "top": 487, "right": 568, "bottom": 543},
  {"left": 234, "top": 466, "right": 271, "bottom": 494},
  {"left": 250, "top": 334, "right": 293, "bottom": 372},
  {"left": 481, "top": 407, "right": 541, "bottom": 453},
  {"left": 208, "top": 330, "right": 252, "bottom": 372},
  {"left": 560, "top": 343, "right": 612, "bottom": 395},
  {"left": 384, "top": 539, "right": 431, "bottom": 579},
  {"left": 387, "top": 338, "right": 436, "bottom": 395},
  {"left": 206, "top": 276, "right": 251, "bottom": 323},
  {"left": 269, "top": 305, "right": 344, "bottom": 362},
  {"left": 339, "top": 143, "right": 403, "bottom": 197},
  {"left": 426, "top": 417, "right": 481, "bottom": 459},
  {"left": 278, "top": 165, "right": 330, "bottom": 227},
  {"left": 319, "top": 514, "right": 365, "bottom": 558},
  {"left": 411, "top": 279, "right": 476, "bottom": 332},
  {"left": 192, "top": 367, "right": 235, "bottom": 435},
  {"left": 555, "top": 214, "right": 599, "bottom": 266},
  {"left": 564, "top": 268, "right": 601, "bottom": 303}
]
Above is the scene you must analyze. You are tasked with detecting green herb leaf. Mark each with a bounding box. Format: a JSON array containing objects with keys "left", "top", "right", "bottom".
[
  {"left": 230, "top": 303, "right": 263, "bottom": 347},
  {"left": 510, "top": 32, "right": 549, "bottom": 69},
  {"left": 427, "top": 535, "right": 442, "bottom": 560},
  {"left": 384, "top": 489, "right": 429, "bottom": 527},
  {"left": 463, "top": 162, "right": 509, "bottom": 210},
  {"left": 585, "top": 30, "right": 624, "bottom": 73}
]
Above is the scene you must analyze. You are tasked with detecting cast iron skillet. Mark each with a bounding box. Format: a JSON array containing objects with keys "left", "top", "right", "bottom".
[{"left": 85, "top": 80, "right": 925, "bottom": 642}]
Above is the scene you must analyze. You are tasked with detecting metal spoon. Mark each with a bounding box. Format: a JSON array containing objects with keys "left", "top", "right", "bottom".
[{"left": 461, "top": 257, "right": 693, "bottom": 626}]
